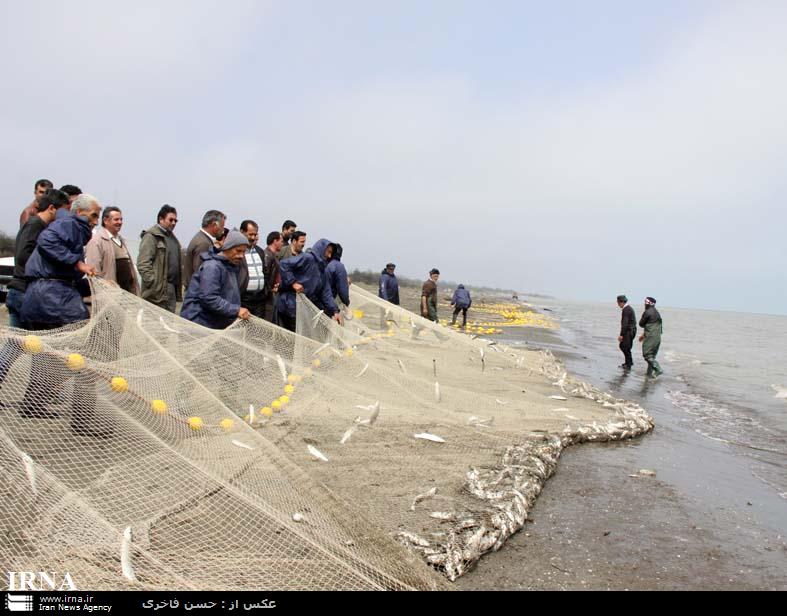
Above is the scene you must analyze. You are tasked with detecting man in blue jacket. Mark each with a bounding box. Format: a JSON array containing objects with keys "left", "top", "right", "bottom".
[
  {"left": 451, "top": 284, "right": 472, "bottom": 327},
  {"left": 15, "top": 194, "right": 101, "bottom": 435},
  {"left": 20, "top": 194, "right": 100, "bottom": 328},
  {"left": 277, "top": 238, "right": 343, "bottom": 332},
  {"left": 378, "top": 263, "right": 399, "bottom": 305},
  {"left": 326, "top": 243, "right": 350, "bottom": 308},
  {"left": 181, "top": 230, "right": 251, "bottom": 329}
]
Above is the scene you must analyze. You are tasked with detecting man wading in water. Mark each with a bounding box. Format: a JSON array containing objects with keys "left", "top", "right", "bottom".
[{"left": 639, "top": 296, "right": 664, "bottom": 377}]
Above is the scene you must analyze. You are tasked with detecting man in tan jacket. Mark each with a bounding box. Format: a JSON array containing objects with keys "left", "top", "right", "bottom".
[{"left": 85, "top": 206, "right": 139, "bottom": 295}]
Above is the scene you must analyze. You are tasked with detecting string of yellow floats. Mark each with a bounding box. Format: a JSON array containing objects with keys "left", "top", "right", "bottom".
[{"left": 14, "top": 302, "right": 553, "bottom": 433}]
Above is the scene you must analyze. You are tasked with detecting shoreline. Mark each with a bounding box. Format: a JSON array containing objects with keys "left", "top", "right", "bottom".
[{"left": 455, "top": 315, "right": 786, "bottom": 590}]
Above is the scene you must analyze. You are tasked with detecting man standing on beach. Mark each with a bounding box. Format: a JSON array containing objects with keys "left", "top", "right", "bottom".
[
  {"left": 19, "top": 178, "right": 53, "bottom": 227},
  {"left": 278, "top": 220, "right": 298, "bottom": 259},
  {"left": 617, "top": 295, "right": 637, "bottom": 370},
  {"left": 183, "top": 210, "right": 226, "bottom": 289},
  {"left": 639, "top": 297, "right": 664, "bottom": 377},
  {"left": 421, "top": 268, "right": 440, "bottom": 322},
  {"left": 85, "top": 207, "right": 139, "bottom": 295},
  {"left": 137, "top": 205, "right": 182, "bottom": 312},
  {"left": 378, "top": 263, "right": 400, "bottom": 305},
  {"left": 262, "top": 231, "right": 282, "bottom": 322},
  {"left": 451, "top": 284, "right": 472, "bottom": 328}
]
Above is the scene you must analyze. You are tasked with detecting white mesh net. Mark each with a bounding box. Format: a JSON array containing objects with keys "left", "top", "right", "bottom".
[{"left": 0, "top": 279, "right": 653, "bottom": 589}]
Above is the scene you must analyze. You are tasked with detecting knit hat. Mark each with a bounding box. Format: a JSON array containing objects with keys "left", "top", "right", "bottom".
[
  {"left": 221, "top": 230, "right": 250, "bottom": 252},
  {"left": 617, "top": 295, "right": 627, "bottom": 303},
  {"left": 644, "top": 297, "right": 657, "bottom": 306}
]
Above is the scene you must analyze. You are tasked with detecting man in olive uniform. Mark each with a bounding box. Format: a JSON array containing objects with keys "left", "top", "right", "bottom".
[
  {"left": 639, "top": 296, "right": 663, "bottom": 377},
  {"left": 616, "top": 294, "right": 637, "bottom": 370}
]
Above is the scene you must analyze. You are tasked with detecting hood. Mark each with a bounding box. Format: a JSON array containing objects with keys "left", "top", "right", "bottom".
[
  {"left": 309, "top": 238, "right": 335, "bottom": 264},
  {"left": 457, "top": 284, "right": 465, "bottom": 289},
  {"left": 201, "top": 250, "right": 236, "bottom": 268}
]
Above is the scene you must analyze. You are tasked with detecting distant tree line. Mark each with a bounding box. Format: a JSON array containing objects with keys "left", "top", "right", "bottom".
[{"left": 0, "top": 231, "right": 14, "bottom": 258}]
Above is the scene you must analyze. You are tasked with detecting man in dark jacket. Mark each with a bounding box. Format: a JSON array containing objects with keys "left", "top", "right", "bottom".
[
  {"left": 181, "top": 230, "right": 251, "bottom": 329},
  {"left": 378, "top": 263, "right": 399, "bottom": 305},
  {"left": 183, "top": 210, "right": 225, "bottom": 289},
  {"left": 451, "top": 284, "right": 472, "bottom": 327},
  {"left": 262, "top": 231, "right": 282, "bottom": 322},
  {"left": 20, "top": 194, "right": 99, "bottom": 328},
  {"left": 137, "top": 205, "right": 182, "bottom": 312},
  {"left": 6, "top": 189, "right": 69, "bottom": 328},
  {"left": 639, "top": 296, "right": 663, "bottom": 377},
  {"left": 326, "top": 243, "right": 350, "bottom": 307},
  {"left": 0, "top": 190, "right": 70, "bottom": 397},
  {"left": 277, "top": 238, "right": 342, "bottom": 332},
  {"left": 617, "top": 294, "right": 637, "bottom": 370}
]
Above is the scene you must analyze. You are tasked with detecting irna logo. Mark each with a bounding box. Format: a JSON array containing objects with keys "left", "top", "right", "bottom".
[{"left": 6, "top": 571, "right": 77, "bottom": 591}]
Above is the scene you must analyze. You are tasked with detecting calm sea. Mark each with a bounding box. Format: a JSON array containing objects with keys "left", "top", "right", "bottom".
[{"left": 504, "top": 298, "right": 787, "bottom": 536}]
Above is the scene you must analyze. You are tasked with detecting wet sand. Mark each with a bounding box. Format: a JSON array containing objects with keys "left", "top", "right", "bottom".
[{"left": 455, "top": 322, "right": 787, "bottom": 591}]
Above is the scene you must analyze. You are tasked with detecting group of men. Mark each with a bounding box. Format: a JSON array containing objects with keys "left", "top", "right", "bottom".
[
  {"left": 7, "top": 180, "right": 370, "bottom": 337},
  {"left": 617, "top": 295, "right": 664, "bottom": 377}
]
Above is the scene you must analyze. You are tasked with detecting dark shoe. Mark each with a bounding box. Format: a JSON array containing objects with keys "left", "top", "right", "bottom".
[
  {"left": 619, "top": 363, "right": 632, "bottom": 370},
  {"left": 653, "top": 369, "right": 664, "bottom": 377}
]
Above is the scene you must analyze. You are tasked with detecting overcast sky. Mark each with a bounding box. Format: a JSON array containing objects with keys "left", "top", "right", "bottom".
[{"left": 1, "top": 1, "right": 785, "bottom": 314}]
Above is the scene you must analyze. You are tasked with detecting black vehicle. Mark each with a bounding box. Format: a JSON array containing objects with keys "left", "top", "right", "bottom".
[{"left": 0, "top": 257, "right": 14, "bottom": 304}]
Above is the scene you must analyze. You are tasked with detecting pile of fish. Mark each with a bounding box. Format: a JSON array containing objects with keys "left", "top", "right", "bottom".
[{"left": 398, "top": 350, "right": 654, "bottom": 581}]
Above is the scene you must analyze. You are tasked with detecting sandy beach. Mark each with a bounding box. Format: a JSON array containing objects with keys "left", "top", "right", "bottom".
[
  {"left": 2, "top": 280, "right": 783, "bottom": 590},
  {"left": 366, "top": 281, "right": 786, "bottom": 590}
]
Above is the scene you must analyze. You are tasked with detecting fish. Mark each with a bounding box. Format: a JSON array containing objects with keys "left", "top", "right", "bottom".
[
  {"left": 414, "top": 433, "right": 445, "bottom": 443},
  {"left": 434, "top": 381, "right": 441, "bottom": 403},
  {"left": 410, "top": 486, "right": 438, "bottom": 511},
  {"left": 368, "top": 401, "right": 380, "bottom": 426},
  {"left": 159, "top": 316, "right": 181, "bottom": 334},
  {"left": 121, "top": 526, "right": 137, "bottom": 582},
  {"left": 232, "top": 440, "right": 254, "bottom": 451},
  {"left": 433, "top": 358, "right": 437, "bottom": 378},
  {"left": 136, "top": 309, "right": 143, "bottom": 328},
  {"left": 397, "top": 359, "right": 407, "bottom": 374},
  {"left": 398, "top": 531, "right": 431, "bottom": 547},
  {"left": 248, "top": 404, "right": 255, "bottom": 424},
  {"left": 551, "top": 407, "right": 570, "bottom": 413},
  {"left": 638, "top": 469, "right": 656, "bottom": 477},
  {"left": 429, "top": 511, "right": 456, "bottom": 521},
  {"left": 479, "top": 348, "right": 486, "bottom": 373},
  {"left": 468, "top": 416, "right": 493, "bottom": 428},
  {"left": 495, "top": 399, "right": 508, "bottom": 405},
  {"left": 355, "top": 363, "right": 369, "bottom": 378},
  {"left": 549, "top": 395, "right": 568, "bottom": 401},
  {"left": 340, "top": 426, "right": 356, "bottom": 444},
  {"left": 22, "top": 453, "right": 37, "bottom": 495},
  {"left": 276, "top": 354, "right": 287, "bottom": 384},
  {"left": 565, "top": 414, "right": 579, "bottom": 420},
  {"left": 312, "top": 342, "right": 330, "bottom": 357},
  {"left": 771, "top": 384, "right": 787, "bottom": 400},
  {"left": 292, "top": 513, "right": 305, "bottom": 523},
  {"left": 307, "top": 445, "right": 329, "bottom": 462}
]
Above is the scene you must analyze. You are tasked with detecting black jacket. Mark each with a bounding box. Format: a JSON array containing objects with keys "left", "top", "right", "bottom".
[
  {"left": 620, "top": 304, "right": 637, "bottom": 337},
  {"left": 9, "top": 216, "right": 47, "bottom": 292}
]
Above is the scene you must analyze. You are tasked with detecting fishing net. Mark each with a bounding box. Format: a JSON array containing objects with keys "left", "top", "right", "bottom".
[{"left": 0, "top": 279, "right": 653, "bottom": 589}]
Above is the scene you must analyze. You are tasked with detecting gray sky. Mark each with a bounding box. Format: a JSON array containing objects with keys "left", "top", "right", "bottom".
[{"left": 2, "top": 1, "right": 785, "bottom": 314}]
